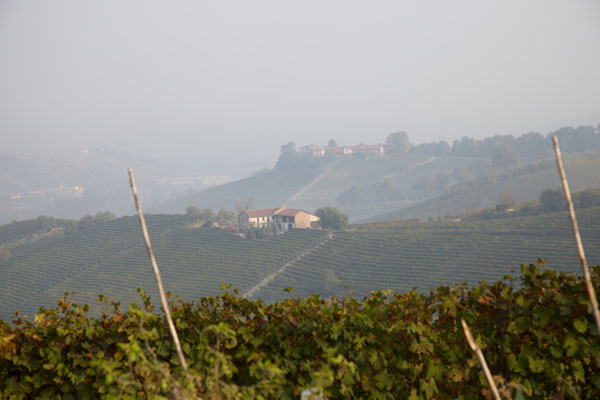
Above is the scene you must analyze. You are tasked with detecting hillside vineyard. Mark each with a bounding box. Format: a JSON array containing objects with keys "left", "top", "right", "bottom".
[{"left": 1, "top": 207, "right": 600, "bottom": 321}]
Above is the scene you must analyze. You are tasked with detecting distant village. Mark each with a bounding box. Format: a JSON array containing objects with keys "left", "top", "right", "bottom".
[{"left": 298, "top": 143, "right": 385, "bottom": 157}]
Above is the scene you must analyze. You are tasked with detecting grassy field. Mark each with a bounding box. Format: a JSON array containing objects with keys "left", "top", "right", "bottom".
[{"left": 2, "top": 205, "right": 600, "bottom": 321}]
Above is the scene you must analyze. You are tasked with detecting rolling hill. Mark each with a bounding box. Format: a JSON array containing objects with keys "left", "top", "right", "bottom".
[
  {"left": 2, "top": 204, "right": 599, "bottom": 321},
  {"left": 158, "top": 153, "right": 486, "bottom": 220},
  {"left": 255, "top": 206, "right": 600, "bottom": 302},
  {"left": 365, "top": 152, "right": 600, "bottom": 222}
]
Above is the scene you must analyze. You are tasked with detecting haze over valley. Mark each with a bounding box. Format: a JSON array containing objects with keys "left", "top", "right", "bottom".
[
  {"left": 1, "top": 0, "right": 600, "bottom": 308},
  {"left": 3, "top": 2, "right": 600, "bottom": 397}
]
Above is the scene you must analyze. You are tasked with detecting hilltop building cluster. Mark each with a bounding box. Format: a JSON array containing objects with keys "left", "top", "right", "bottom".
[
  {"left": 298, "top": 144, "right": 385, "bottom": 157},
  {"left": 238, "top": 206, "right": 320, "bottom": 231}
]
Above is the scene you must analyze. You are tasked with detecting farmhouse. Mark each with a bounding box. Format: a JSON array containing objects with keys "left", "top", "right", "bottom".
[{"left": 238, "top": 206, "right": 320, "bottom": 231}]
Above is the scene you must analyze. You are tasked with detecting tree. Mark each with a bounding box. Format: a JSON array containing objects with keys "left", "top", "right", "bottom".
[
  {"left": 94, "top": 211, "right": 116, "bottom": 222},
  {"left": 36, "top": 215, "right": 56, "bottom": 230},
  {"left": 574, "top": 188, "right": 600, "bottom": 209},
  {"left": 234, "top": 198, "right": 255, "bottom": 217},
  {"left": 323, "top": 269, "right": 341, "bottom": 294},
  {"left": 385, "top": 131, "right": 411, "bottom": 154},
  {"left": 327, "top": 139, "right": 338, "bottom": 147},
  {"left": 275, "top": 142, "right": 298, "bottom": 169},
  {"left": 411, "top": 141, "right": 450, "bottom": 156},
  {"left": 539, "top": 187, "right": 565, "bottom": 212},
  {"left": 315, "top": 206, "right": 349, "bottom": 230},
  {"left": 186, "top": 205, "right": 200, "bottom": 215},
  {"left": 217, "top": 209, "right": 236, "bottom": 225},
  {"left": 492, "top": 143, "right": 520, "bottom": 169},
  {"left": 79, "top": 214, "right": 94, "bottom": 227},
  {"left": 187, "top": 206, "right": 216, "bottom": 218}
]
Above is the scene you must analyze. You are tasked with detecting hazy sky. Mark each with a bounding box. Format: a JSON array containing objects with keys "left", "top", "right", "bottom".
[{"left": 1, "top": 1, "right": 599, "bottom": 162}]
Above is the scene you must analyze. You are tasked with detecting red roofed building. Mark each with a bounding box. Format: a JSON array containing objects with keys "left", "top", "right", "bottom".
[
  {"left": 238, "top": 206, "right": 320, "bottom": 231},
  {"left": 299, "top": 144, "right": 384, "bottom": 157}
]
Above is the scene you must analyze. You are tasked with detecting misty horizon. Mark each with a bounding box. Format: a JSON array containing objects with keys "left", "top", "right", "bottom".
[{"left": 1, "top": 0, "right": 599, "bottom": 162}]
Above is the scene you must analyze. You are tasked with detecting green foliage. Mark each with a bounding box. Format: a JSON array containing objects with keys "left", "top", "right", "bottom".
[
  {"left": 385, "top": 131, "right": 411, "bottom": 154},
  {"left": 94, "top": 211, "right": 116, "bottom": 222},
  {"left": 2, "top": 264, "right": 600, "bottom": 398},
  {"left": 323, "top": 269, "right": 341, "bottom": 295},
  {"left": 187, "top": 205, "right": 213, "bottom": 216},
  {"left": 492, "top": 143, "right": 520, "bottom": 169},
  {"left": 275, "top": 142, "right": 300, "bottom": 170},
  {"left": 540, "top": 187, "right": 566, "bottom": 212},
  {"left": 275, "top": 142, "right": 331, "bottom": 171},
  {"left": 188, "top": 206, "right": 237, "bottom": 227},
  {"left": 410, "top": 141, "right": 450, "bottom": 156},
  {"left": 315, "top": 206, "right": 349, "bottom": 230},
  {"left": 449, "top": 124, "right": 600, "bottom": 160},
  {"left": 574, "top": 188, "right": 600, "bottom": 209},
  {"left": 246, "top": 224, "right": 278, "bottom": 240}
]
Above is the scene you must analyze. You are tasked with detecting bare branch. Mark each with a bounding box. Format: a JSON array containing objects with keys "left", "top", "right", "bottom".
[
  {"left": 128, "top": 168, "right": 188, "bottom": 371},
  {"left": 552, "top": 137, "right": 600, "bottom": 335}
]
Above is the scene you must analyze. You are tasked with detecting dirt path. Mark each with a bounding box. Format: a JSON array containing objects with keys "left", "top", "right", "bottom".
[
  {"left": 243, "top": 231, "right": 334, "bottom": 298},
  {"left": 285, "top": 160, "right": 340, "bottom": 203},
  {"left": 3, "top": 227, "right": 64, "bottom": 248}
]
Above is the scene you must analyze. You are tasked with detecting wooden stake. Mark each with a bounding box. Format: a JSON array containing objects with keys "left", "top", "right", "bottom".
[
  {"left": 128, "top": 168, "right": 188, "bottom": 371},
  {"left": 552, "top": 137, "right": 600, "bottom": 335},
  {"left": 461, "top": 318, "right": 501, "bottom": 400}
]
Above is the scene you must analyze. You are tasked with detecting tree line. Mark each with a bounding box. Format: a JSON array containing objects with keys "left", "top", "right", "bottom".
[{"left": 275, "top": 124, "right": 600, "bottom": 170}]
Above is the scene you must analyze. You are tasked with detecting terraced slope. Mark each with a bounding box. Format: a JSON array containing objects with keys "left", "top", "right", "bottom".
[
  {"left": 0, "top": 215, "right": 327, "bottom": 321},
  {"left": 254, "top": 206, "right": 600, "bottom": 301},
  {"left": 0, "top": 217, "right": 73, "bottom": 246},
  {"left": 3, "top": 207, "right": 600, "bottom": 321},
  {"left": 0, "top": 215, "right": 198, "bottom": 319}
]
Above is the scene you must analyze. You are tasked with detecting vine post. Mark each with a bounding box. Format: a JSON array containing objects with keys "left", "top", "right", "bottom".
[
  {"left": 552, "top": 137, "right": 600, "bottom": 335},
  {"left": 460, "top": 318, "right": 501, "bottom": 400},
  {"left": 128, "top": 168, "right": 189, "bottom": 371}
]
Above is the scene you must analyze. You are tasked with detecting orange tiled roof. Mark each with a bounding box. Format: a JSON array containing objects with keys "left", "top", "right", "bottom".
[
  {"left": 274, "top": 208, "right": 305, "bottom": 216},
  {"left": 242, "top": 207, "right": 314, "bottom": 218},
  {"left": 242, "top": 208, "right": 280, "bottom": 217}
]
